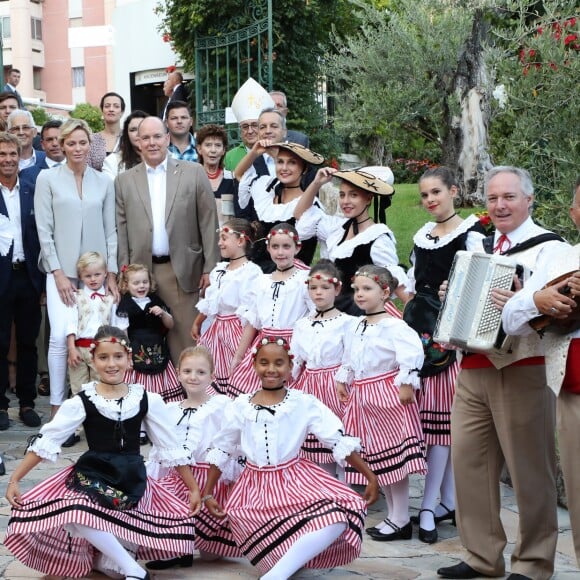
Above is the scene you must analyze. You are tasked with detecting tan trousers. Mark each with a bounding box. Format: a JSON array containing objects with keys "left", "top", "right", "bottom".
[
  {"left": 557, "top": 390, "right": 580, "bottom": 567},
  {"left": 68, "top": 346, "right": 97, "bottom": 395},
  {"left": 152, "top": 262, "right": 197, "bottom": 365},
  {"left": 451, "top": 364, "right": 557, "bottom": 578}
]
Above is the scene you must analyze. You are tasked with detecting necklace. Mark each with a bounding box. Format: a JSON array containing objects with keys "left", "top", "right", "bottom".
[
  {"left": 314, "top": 306, "right": 336, "bottom": 318},
  {"left": 206, "top": 167, "right": 222, "bottom": 180},
  {"left": 229, "top": 255, "right": 247, "bottom": 262},
  {"left": 276, "top": 265, "right": 294, "bottom": 273},
  {"left": 261, "top": 384, "right": 286, "bottom": 391},
  {"left": 356, "top": 216, "right": 371, "bottom": 227},
  {"left": 283, "top": 185, "right": 302, "bottom": 190},
  {"left": 365, "top": 311, "right": 386, "bottom": 317},
  {"left": 436, "top": 212, "right": 457, "bottom": 224}
]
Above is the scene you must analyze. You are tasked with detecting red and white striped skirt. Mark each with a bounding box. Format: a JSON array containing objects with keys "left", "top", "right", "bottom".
[
  {"left": 417, "top": 359, "right": 459, "bottom": 446},
  {"left": 124, "top": 362, "right": 183, "bottom": 403},
  {"left": 199, "top": 313, "right": 243, "bottom": 396},
  {"left": 4, "top": 466, "right": 194, "bottom": 578},
  {"left": 294, "top": 365, "right": 346, "bottom": 464},
  {"left": 159, "top": 463, "right": 242, "bottom": 558},
  {"left": 225, "top": 457, "right": 366, "bottom": 574},
  {"left": 342, "top": 370, "right": 427, "bottom": 487},
  {"left": 228, "top": 327, "right": 294, "bottom": 398}
]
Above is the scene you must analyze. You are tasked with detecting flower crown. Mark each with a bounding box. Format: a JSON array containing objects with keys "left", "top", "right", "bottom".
[
  {"left": 89, "top": 337, "right": 132, "bottom": 354},
  {"left": 266, "top": 228, "right": 301, "bottom": 246},
  {"left": 251, "top": 336, "right": 294, "bottom": 360},
  {"left": 352, "top": 270, "right": 390, "bottom": 290},
  {"left": 217, "top": 226, "right": 249, "bottom": 242},
  {"left": 305, "top": 273, "right": 340, "bottom": 285}
]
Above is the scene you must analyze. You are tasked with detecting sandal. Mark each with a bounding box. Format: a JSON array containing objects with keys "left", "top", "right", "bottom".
[{"left": 38, "top": 376, "right": 50, "bottom": 396}]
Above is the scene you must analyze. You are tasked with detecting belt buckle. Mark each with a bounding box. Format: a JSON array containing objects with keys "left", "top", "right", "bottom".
[{"left": 12, "top": 261, "right": 25, "bottom": 270}]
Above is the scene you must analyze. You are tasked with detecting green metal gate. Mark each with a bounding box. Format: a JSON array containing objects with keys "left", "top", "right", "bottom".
[{"left": 194, "top": 0, "right": 273, "bottom": 134}]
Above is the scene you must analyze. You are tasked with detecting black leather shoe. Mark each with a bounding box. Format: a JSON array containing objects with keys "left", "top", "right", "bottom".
[
  {"left": 0, "top": 455, "right": 5, "bottom": 476},
  {"left": 368, "top": 519, "right": 412, "bottom": 541},
  {"left": 0, "top": 410, "right": 8, "bottom": 431},
  {"left": 506, "top": 575, "right": 532, "bottom": 580},
  {"left": 146, "top": 554, "right": 193, "bottom": 570},
  {"left": 437, "top": 562, "right": 488, "bottom": 578},
  {"left": 412, "top": 502, "right": 456, "bottom": 526},
  {"left": 414, "top": 508, "right": 438, "bottom": 544},
  {"left": 62, "top": 433, "right": 81, "bottom": 448},
  {"left": 19, "top": 407, "right": 41, "bottom": 427}
]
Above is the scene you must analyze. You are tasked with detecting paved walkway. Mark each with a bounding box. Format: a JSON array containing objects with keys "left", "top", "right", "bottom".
[{"left": 1, "top": 390, "right": 578, "bottom": 579}]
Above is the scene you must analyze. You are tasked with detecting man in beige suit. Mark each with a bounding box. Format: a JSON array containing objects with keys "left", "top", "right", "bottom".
[{"left": 115, "top": 116, "right": 219, "bottom": 362}]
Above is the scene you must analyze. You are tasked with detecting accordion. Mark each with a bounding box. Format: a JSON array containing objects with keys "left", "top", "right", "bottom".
[{"left": 434, "top": 251, "right": 519, "bottom": 354}]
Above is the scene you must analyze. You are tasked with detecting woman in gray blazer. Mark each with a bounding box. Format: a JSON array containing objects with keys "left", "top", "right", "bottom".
[{"left": 35, "top": 118, "right": 118, "bottom": 417}]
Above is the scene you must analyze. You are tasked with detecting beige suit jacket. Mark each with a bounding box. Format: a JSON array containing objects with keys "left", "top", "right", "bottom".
[{"left": 115, "top": 157, "right": 219, "bottom": 293}]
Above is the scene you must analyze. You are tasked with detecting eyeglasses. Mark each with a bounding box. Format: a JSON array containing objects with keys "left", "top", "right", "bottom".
[
  {"left": 240, "top": 122, "right": 259, "bottom": 132},
  {"left": 9, "top": 125, "right": 34, "bottom": 133}
]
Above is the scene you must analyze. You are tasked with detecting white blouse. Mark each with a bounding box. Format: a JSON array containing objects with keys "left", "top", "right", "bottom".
[
  {"left": 241, "top": 269, "right": 314, "bottom": 330},
  {"left": 206, "top": 389, "right": 361, "bottom": 469},
  {"left": 29, "top": 383, "right": 189, "bottom": 467},
  {"left": 148, "top": 395, "right": 243, "bottom": 483},
  {"left": 291, "top": 312, "right": 354, "bottom": 379},
  {"left": 296, "top": 205, "right": 408, "bottom": 289},
  {"left": 336, "top": 317, "right": 424, "bottom": 389},
  {"left": 197, "top": 260, "right": 263, "bottom": 319}
]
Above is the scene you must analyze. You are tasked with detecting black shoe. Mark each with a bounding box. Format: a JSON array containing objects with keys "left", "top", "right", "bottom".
[
  {"left": 19, "top": 407, "right": 41, "bottom": 427},
  {"left": 146, "top": 554, "right": 194, "bottom": 570},
  {"left": 365, "top": 519, "right": 387, "bottom": 535},
  {"left": 62, "top": 433, "right": 81, "bottom": 448},
  {"left": 0, "top": 455, "right": 5, "bottom": 476},
  {"left": 506, "top": 575, "right": 532, "bottom": 580},
  {"left": 368, "top": 519, "right": 412, "bottom": 541},
  {"left": 437, "top": 562, "right": 488, "bottom": 578},
  {"left": 417, "top": 509, "right": 438, "bottom": 543},
  {"left": 38, "top": 376, "right": 50, "bottom": 396},
  {"left": 412, "top": 502, "right": 456, "bottom": 526},
  {"left": 125, "top": 574, "right": 151, "bottom": 580},
  {"left": 0, "top": 410, "right": 8, "bottom": 431}
]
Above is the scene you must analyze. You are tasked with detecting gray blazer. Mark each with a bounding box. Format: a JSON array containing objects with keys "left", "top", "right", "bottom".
[
  {"left": 115, "top": 157, "right": 219, "bottom": 293},
  {"left": 35, "top": 164, "right": 118, "bottom": 278}
]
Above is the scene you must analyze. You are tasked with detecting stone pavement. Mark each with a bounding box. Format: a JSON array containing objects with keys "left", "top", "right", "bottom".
[{"left": 1, "top": 390, "right": 578, "bottom": 579}]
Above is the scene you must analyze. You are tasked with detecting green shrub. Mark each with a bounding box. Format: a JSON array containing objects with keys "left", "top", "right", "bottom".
[{"left": 70, "top": 103, "right": 104, "bottom": 133}]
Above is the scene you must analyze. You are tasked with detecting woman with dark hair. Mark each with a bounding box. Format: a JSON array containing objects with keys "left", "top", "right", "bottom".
[
  {"left": 102, "top": 110, "right": 148, "bottom": 179},
  {"left": 88, "top": 92, "right": 126, "bottom": 171},
  {"left": 195, "top": 123, "right": 235, "bottom": 225}
]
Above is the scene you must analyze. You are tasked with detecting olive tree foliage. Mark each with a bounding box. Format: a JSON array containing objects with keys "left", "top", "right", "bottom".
[
  {"left": 324, "top": 0, "right": 483, "bottom": 197},
  {"left": 487, "top": 0, "right": 579, "bottom": 242}
]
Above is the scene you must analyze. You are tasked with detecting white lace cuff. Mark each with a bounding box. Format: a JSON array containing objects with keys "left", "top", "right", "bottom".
[
  {"left": 206, "top": 447, "right": 231, "bottom": 472},
  {"left": 29, "top": 435, "right": 62, "bottom": 462},
  {"left": 335, "top": 365, "right": 354, "bottom": 385},
  {"left": 394, "top": 368, "right": 422, "bottom": 390},
  {"left": 332, "top": 435, "right": 361, "bottom": 466},
  {"left": 219, "top": 456, "right": 245, "bottom": 484},
  {"left": 150, "top": 445, "right": 190, "bottom": 467}
]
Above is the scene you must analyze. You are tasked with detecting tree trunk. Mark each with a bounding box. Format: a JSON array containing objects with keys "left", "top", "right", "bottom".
[{"left": 453, "top": 9, "right": 493, "bottom": 206}]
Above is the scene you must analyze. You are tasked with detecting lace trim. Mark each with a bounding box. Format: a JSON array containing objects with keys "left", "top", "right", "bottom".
[
  {"left": 29, "top": 435, "right": 62, "bottom": 462},
  {"left": 329, "top": 223, "right": 395, "bottom": 260},
  {"left": 240, "top": 390, "right": 296, "bottom": 422},
  {"left": 83, "top": 382, "right": 145, "bottom": 418},
  {"left": 394, "top": 369, "right": 422, "bottom": 390},
  {"left": 332, "top": 435, "right": 361, "bottom": 466},
  {"left": 335, "top": 366, "right": 354, "bottom": 386},
  {"left": 413, "top": 214, "right": 478, "bottom": 250}
]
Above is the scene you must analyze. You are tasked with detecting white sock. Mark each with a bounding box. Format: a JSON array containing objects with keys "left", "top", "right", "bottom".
[
  {"left": 420, "top": 445, "right": 450, "bottom": 530},
  {"left": 261, "top": 522, "right": 346, "bottom": 580},
  {"left": 376, "top": 485, "right": 394, "bottom": 531},
  {"left": 68, "top": 523, "right": 145, "bottom": 578},
  {"left": 388, "top": 476, "right": 410, "bottom": 529},
  {"left": 437, "top": 451, "right": 455, "bottom": 515}
]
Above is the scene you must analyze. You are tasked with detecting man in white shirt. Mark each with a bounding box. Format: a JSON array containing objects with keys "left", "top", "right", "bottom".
[
  {"left": 115, "top": 116, "right": 219, "bottom": 362},
  {"left": 503, "top": 177, "right": 580, "bottom": 567},
  {"left": 438, "top": 166, "right": 566, "bottom": 580},
  {"left": 0, "top": 133, "right": 43, "bottom": 431}
]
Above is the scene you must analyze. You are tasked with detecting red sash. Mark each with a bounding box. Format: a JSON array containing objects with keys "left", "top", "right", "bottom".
[{"left": 562, "top": 339, "right": 580, "bottom": 394}]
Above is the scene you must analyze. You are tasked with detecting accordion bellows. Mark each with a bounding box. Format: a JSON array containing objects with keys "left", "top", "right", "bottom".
[{"left": 434, "top": 252, "right": 519, "bottom": 354}]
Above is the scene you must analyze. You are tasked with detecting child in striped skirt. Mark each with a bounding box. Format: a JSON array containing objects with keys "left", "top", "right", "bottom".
[
  {"left": 228, "top": 223, "right": 312, "bottom": 397},
  {"left": 291, "top": 259, "right": 354, "bottom": 476},
  {"left": 203, "top": 335, "right": 379, "bottom": 579},
  {"left": 337, "top": 265, "right": 427, "bottom": 542},
  {"left": 146, "top": 346, "right": 243, "bottom": 571},
  {"left": 4, "top": 325, "right": 200, "bottom": 580},
  {"left": 191, "top": 218, "right": 262, "bottom": 395}
]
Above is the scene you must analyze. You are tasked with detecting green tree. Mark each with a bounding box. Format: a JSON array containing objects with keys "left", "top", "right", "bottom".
[
  {"left": 156, "top": 0, "right": 359, "bottom": 158},
  {"left": 69, "top": 103, "right": 104, "bottom": 133}
]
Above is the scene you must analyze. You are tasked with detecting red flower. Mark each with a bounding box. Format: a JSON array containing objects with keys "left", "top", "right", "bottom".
[
  {"left": 113, "top": 498, "right": 120, "bottom": 506},
  {"left": 528, "top": 48, "right": 536, "bottom": 58},
  {"left": 564, "top": 33, "right": 578, "bottom": 46},
  {"left": 166, "top": 65, "right": 176, "bottom": 73},
  {"left": 565, "top": 18, "right": 576, "bottom": 28},
  {"left": 479, "top": 215, "right": 492, "bottom": 227}
]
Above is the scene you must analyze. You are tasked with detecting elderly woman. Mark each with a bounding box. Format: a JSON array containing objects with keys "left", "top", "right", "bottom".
[
  {"left": 195, "top": 123, "right": 235, "bottom": 226},
  {"left": 88, "top": 92, "right": 125, "bottom": 171},
  {"left": 102, "top": 110, "right": 148, "bottom": 179},
  {"left": 237, "top": 141, "right": 324, "bottom": 271},
  {"left": 35, "top": 118, "right": 118, "bottom": 420}
]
